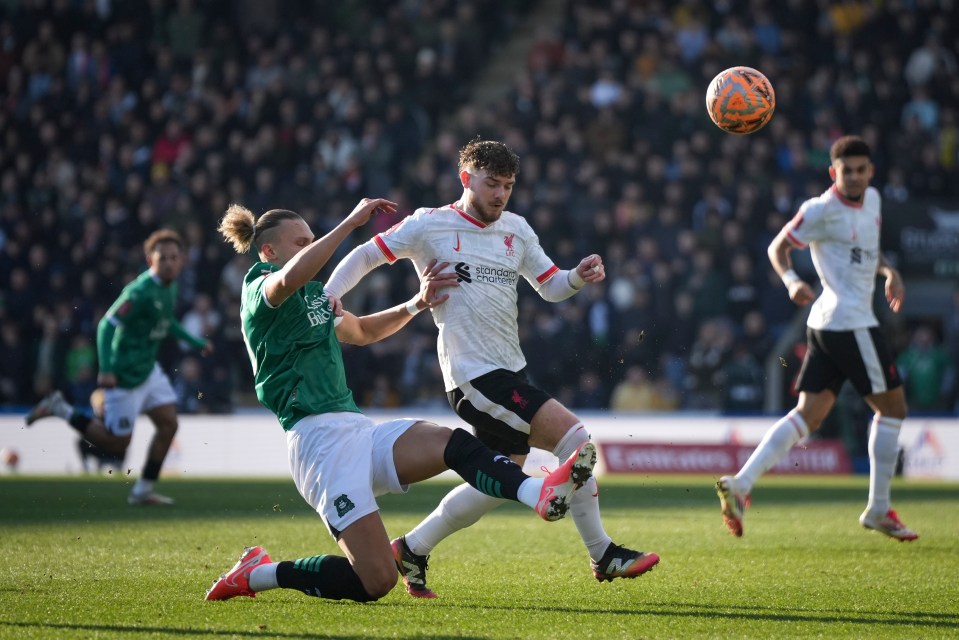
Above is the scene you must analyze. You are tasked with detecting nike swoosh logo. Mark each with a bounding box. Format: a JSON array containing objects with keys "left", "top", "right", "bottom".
[
  {"left": 224, "top": 550, "right": 266, "bottom": 587},
  {"left": 453, "top": 232, "right": 460, "bottom": 252},
  {"left": 539, "top": 486, "right": 555, "bottom": 505}
]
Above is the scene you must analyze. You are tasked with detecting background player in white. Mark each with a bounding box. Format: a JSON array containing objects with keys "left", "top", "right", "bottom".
[
  {"left": 716, "top": 135, "right": 917, "bottom": 541},
  {"left": 327, "top": 138, "right": 659, "bottom": 597}
]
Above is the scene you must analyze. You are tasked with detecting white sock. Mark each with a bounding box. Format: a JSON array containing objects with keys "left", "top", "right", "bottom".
[
  {"left": 406, "top": 484, "right": 505, "bottom": 556},
  {"left": 867, "top": 416, "right": 902, "bottom": 515},
  {"left": 570, "top": 476, "right": 613, "bottom": 561},
  {"left": 516, "top": 477, "right": 545, "bottom": 510},
  {"left": 735, "top": 410, "right": 809, "bottom": 494},
  {"left": 553, "top": 423, "right": 589, "bottom": 461},
  {"left": 554, "top": 423, "right": 612, "bottom": 562},
  {"left": 132, "top": 479, "right": 154, "bottom": 495},
  {"left": 248, "top": 562, "right": 279, "bottom": 592}
]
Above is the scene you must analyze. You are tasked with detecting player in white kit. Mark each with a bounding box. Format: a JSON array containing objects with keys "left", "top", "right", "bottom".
[
  {"left": 716, "top": 135, "right": 918, "bottom": 541},
  {"left": 327, "top": 138, "right": 659, "bottom": 596}
]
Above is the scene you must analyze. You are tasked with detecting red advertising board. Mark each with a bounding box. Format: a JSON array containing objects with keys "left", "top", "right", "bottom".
[{"left": 601, "top": 441, "right": 852, "bottom": 475}]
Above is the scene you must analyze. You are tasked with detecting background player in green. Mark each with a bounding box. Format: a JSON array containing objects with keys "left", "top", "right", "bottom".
[
  {"left": 205, "top": 198, "right": 595, "bottom": 604},
  {"left": 26, "top": 229, "right": 212, "bottom": 505}
]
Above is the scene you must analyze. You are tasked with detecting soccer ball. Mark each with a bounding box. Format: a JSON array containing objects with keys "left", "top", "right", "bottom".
[{"left": 705, "top": 66, "right": 775, "bottom": 135}]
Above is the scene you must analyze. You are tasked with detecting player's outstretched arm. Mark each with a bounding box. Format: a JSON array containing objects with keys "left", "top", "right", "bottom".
[
  {"left": 325, "top": 240, "right": 390, "bottom": 299},
  {"left": 267, "top": 198, "right": 396, "bottom": 307},
  {"left": 768, "top": 227, "right": 815, "bottom": 306},
  {"left": 335, "top": 260, "right": 457, "bottom": 346}
]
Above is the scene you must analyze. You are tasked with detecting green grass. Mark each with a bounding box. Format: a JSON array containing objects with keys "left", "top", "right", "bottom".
[{"left": 2, "top": 474, "right": 958, "bottom": 639}]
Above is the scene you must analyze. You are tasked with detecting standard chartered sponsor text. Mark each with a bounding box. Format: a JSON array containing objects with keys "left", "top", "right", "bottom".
[{"left": 473, "top": 264, "right": 518, "bottom": 285}]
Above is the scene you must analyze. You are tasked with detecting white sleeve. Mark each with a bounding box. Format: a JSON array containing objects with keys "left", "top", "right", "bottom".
[
  {"left": 536, "top": 269, "right": 585, "bottom": 302},
  {"left": 325, "top": 241, "right": 389, "bottom": 298},
  {"left": 786, "top": 199, "right": 827, "bottom": 249}
]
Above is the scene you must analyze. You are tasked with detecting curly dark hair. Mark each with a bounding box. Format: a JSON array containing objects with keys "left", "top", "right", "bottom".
[
  {"left": 830, "top": 135, "right": 871, "bottom": 161},
  {"left": 457, "top": 137, "right": 520, "bottom": 177},
  {"left": 143, "top": 228, "right": 183, "bottom": 256}
]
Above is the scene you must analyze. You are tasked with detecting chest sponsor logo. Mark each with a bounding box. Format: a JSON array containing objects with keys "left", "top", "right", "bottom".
[
  {"left": 849, "top": 247, "right": 877, "bottom": 265},
  {"left": 149, "top": 318, "right": 170, "bottom": 340},
  {"left": 306, "top": 291, "right": 332, "bottom": 327},
  {"left": 453, "top": 262, "right": 517, "bottom": 286}
]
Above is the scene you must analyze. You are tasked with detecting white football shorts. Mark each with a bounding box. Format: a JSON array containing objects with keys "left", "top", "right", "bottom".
[
  {"left": 103, "top": 363, "right": 178, "bottom": 437},
  {"left": 286, "top": 412, "right": 416, "bottom": 538}
]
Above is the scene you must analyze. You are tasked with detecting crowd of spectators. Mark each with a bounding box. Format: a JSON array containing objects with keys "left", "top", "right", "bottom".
[{"left": 0, "top": 0, "right": 956, "bottom": 418}]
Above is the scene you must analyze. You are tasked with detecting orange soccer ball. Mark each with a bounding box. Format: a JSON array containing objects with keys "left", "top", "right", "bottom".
[{"left": 706, "top": 66, "right": 776, "bottom": 135}]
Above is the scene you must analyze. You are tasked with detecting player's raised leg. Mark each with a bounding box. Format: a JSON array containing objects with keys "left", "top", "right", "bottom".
[{"left": 717, "top": 390, "right": 830, "bottom": 537}]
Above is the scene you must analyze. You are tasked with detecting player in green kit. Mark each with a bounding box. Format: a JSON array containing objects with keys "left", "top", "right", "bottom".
[
  {"left": 25, "top": 229, "right": 211, "bottom": 505},
  {"left": 205, "top": 199, "right": 596, "bottom": 604}
]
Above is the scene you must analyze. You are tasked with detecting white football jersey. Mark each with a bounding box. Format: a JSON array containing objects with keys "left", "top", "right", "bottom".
[
  {"left": 786, "top": 185, "right": 883, "bottom": 330},
  {"left": 373, "top": 204, "right": 558, "bottom": 390}
]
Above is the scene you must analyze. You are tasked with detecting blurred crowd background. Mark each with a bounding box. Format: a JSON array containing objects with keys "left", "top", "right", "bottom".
[{"left": 1, "top": 0, "right": 957, "bottom": 439}]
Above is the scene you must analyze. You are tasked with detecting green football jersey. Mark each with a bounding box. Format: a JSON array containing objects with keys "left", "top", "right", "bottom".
[
  {"left": 241, "top": 262, "right": 359, "bottom": 430},
  {"left": 98, "top": 271, "right": 195, "bottom": 388}
]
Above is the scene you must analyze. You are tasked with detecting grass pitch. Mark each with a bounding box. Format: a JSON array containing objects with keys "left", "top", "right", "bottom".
[{"left": 1, "top": 474, "right": 957, "bottom": 639}]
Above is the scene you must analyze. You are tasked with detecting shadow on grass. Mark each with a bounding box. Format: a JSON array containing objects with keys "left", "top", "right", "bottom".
[
  {"left": 2, "top": 477, "right": 958, "bottom": 525},
  {"left": 0, "top": 620, "right": 480, "bottom": 639},
  {"left": 6, "top": 600, "right": 957, "bottom": 637},
  {"left": 376, "top": 599, "right": 959, "bottom": 630}
]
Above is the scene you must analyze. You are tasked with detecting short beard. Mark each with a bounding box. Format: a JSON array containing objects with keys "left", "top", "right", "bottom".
[{"left": 473, "top": 200, "right": 503, "bottom": 223}]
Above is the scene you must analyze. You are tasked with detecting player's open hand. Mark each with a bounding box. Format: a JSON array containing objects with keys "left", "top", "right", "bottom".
[
  {"left": 576, "top": 254, "right": 605, "bottom": 284},
  {"left": 885, "top": 270, "right": 905, "bottom": 313},
  {"left": 345, "top": 197, "right": 398, "bottom": 230},
  {"left": 418, "top": 259, "right": 459, "bottom": 308},
  {"left": 787, "top": 280, "right": 815, "bottom": 306}
]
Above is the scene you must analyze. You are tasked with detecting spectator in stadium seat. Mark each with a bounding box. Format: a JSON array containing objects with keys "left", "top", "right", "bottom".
[
  {"left": 896, "top": 325, "right": 953, "bottom": 412},
  {"left": 25, "top": 229, "right": 212, "bottom": 506},
  {"left": 326, "top": 138, "right": 660, "bottom": 597},
  {"left": 610, "top": 365, "right": 678, "bottom": 412},
  {"left": 205, "top": 197, "right": 594, "bottom": 604},
  {"left": 716, "top": 136, "right": 918, "bottom": 542}
]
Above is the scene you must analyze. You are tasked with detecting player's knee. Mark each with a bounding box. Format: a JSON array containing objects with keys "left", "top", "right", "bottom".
[
  {"left": 891, "top": 396, "right": 908, "bottom": 420},
  {"left": 156, "top": 419, "right": 178, "bottom": 437},
  {"left": 414, "top": 421, "right": 453, "bottom": 453},
  {"left": 879, "top": 407, "right": 907, "bottom": 422},
  {"left": 360, "top": 564, "right": 398, "bottom": 600}
]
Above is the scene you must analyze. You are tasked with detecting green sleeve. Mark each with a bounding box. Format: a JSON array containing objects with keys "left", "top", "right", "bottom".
[
  {"left": 97, "top": 316, "right": 118, "bottom": 373},
  {"left": 169, "top": 320, "right": 208, "bottom": 350}
]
